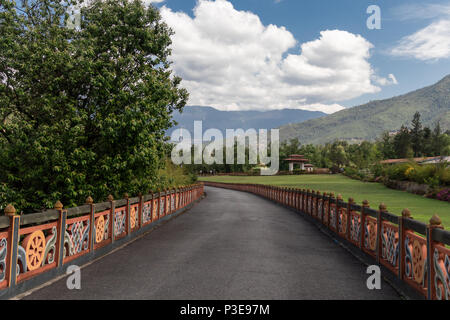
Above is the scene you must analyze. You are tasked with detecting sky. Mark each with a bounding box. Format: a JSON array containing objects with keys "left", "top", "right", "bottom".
[{"left": 148, "top": 0, "right": 450, "bottom": 114}]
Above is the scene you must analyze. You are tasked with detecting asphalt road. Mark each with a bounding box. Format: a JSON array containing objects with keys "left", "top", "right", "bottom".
[{"left": 23, "top": 186, "right": 401, "bottom": 300}]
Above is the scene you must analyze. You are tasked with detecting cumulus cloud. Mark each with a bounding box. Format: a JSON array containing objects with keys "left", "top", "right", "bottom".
[{"left": 161, "top": 0, "right": 395, "bottom": 113}]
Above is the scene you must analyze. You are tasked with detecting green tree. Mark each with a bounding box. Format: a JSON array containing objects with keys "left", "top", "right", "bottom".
[
  {"left": 410, "top": 111, "right": 423, "bottom": 157},
  {"left": 378, "top": 132, "right": 394, "bottom": 159},
  {"left": 431, "top": 121, "right": 449, "bottom": 156},
  {"left": 393, "top": 125, "right": 413, "bottom": 158},
  {"left": 0, "top": 0, "right": 188, "bottom": 211}
]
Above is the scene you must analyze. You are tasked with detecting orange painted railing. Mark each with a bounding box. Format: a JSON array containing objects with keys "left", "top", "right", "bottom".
[
  {"left": 0, "top": 183, "right": 204, "bottom": 298},
  {"left": 204, "top": 182, "right": 450, "bottom": 300}
]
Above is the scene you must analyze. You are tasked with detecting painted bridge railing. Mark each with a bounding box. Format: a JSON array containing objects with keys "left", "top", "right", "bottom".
[
  {"left": 0, "top": 183, "right": 204, "bottom": 296},
  {"left": 205, "top": 182, "right": 450, "bottom": 300}
]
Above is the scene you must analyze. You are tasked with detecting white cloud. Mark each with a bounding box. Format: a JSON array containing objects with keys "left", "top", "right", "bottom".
[
  {"left": 373, "top": 73, "right": 398, "bottom": 86},
  {"left": 161, "top": 0, "right": 395, "bottom": 113},
  {"left": 391, "top": 3, "right": 450, "bottom": 21},
  {"left": 391, "top": 20, "right": 450, "bottom": 61},
  {"left": 390, "top": 3, "right": 450, "bottom": 61}
]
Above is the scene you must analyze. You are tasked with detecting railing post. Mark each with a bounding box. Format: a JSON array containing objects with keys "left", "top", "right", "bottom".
[
  {"left": 53, "top": 200, "right": 66, "bottom": 268},
  {"left": 427, "top": 214, "right": 443, "bottom": 300},
  {"left": 398, "top": 208, "right": 411, "bottom": 280},
  {"left": 86, "top": 196, "right": 95, "bottom": 253},
  {"left": 108, "top": 194, "right": 115, "bottom": 244},
  {"left": 4, "top": 204, "right": 20, "bottom": 288},
  {"left": 376, "top": 203, "right": 386, "bottom": 263},
  {"left": 360, "top": 200, "right": 369, "bottom": 249}
]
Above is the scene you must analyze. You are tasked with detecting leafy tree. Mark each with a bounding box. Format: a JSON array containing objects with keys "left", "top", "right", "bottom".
[
  {"left": 0, "top": 0, "right": 188, "bottom": 211},
  {"left": 393, "top": 125, "right": 413, "bottom": 158},
  {"left": 379, "top": 132, "right": 395, "bottom": 159},
  {"left": 422, "top": 126, "right": 433, "bottom": 156},
  {"left": 329, "top": 141, "right": 348, "bottom": 169},
  {"left": 431, "top": 121, "right": 448, "bottom": 156},
  {"left": 410, "top": 112, "right": 423, "bottom": 157}
]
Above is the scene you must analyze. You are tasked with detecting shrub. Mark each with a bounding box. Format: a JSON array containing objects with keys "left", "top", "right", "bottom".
[
  {"left": 436, "top": 188, "right": 450, "bottom": 202},
  {"left": 382, "top": 162, "right": 450, "bottom": 187}
]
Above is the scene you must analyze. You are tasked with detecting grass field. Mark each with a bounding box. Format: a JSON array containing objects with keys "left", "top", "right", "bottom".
[{"left": 200, "top": 174, "right": 450, "bottom": 228}]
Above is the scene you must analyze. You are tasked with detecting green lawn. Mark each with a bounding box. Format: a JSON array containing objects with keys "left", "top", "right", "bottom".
[{"left": 200, "top": 174, "right": 450, "bottom": 228}]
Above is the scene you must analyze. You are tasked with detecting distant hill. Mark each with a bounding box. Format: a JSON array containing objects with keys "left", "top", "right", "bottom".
[
  {"left": 279, "top": 75, "right": 450, "bottom": 145},
  {"left": 169, "top": 106, "right": 326, "bottom": 137}
]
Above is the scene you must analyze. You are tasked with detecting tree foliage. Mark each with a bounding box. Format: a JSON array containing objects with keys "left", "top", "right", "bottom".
[{"left": 0, "top": 0, "right": 188, "bottom": 212}]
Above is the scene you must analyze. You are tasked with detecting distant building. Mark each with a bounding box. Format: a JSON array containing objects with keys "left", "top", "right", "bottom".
[{"left": 284, "top": 154, "right": 314, "bottom": 172}]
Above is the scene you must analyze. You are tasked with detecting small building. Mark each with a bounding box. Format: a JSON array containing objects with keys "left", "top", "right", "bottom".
[{"left": 284, "top": 154, "right": 314, "bottom": 172}]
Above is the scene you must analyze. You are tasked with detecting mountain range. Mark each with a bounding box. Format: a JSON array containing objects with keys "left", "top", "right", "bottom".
[
  {"left": 169, "top": 106, "right": 326, "bottom": 137},
  {"left": 169, "top": 75, "right": 450, "bottom": 144},
  {"left": 279, "top": 74, "right": 450, "bottom": 144}
]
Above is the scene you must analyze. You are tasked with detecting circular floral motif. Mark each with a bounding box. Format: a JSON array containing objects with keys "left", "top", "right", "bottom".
[
  {"left": 412, "top": 240, "right": 425, "bottom": 284},
  {"left": 23, "top": 230, "right": 46, "bottom": 271},
  {"left": 95, "top": 215, "right": 105, "bottom": 243}
]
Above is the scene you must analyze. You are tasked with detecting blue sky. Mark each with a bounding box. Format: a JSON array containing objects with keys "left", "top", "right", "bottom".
[{"left": 150, "top": 0, "right": 450, "bottom": 113}]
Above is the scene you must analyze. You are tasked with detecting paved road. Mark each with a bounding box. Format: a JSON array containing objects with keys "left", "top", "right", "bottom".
[{"left": 23, "top": 186, "right": 401, "bottom": 300}]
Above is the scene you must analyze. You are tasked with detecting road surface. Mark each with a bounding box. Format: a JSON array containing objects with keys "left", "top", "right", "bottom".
[{"left": 23, "top": 186, "right": 401, "bottom": 300}]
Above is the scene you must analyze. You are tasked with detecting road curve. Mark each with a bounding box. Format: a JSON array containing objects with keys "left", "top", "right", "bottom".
[{"left": 23, "top": 186, "right": 401, "bottom": 300}]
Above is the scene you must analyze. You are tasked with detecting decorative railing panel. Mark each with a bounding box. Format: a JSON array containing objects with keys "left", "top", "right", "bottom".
[
  {"left": 94, "top": 210, "right": 111, "bottom": 249},
  {"left": 142, "top": 201, "right": 152, "bottom": 226},
  {"left": 323, "top": 200, "right": 329, "bottom": 225},
  {"left": 349, "top": 211, "right": 361, "bottom": 246},
  {"left": 329, "top": 203, "right": 337, "bottom": 232},
  {"left": 114, "top": 206, "right": 127, "bottom": 240},
  {"left": 130, "top": 203, "right": 139, "bottom": 231},
  {"left": 380, "top": 221, "right": 399, "bottom": 274},
  {"left": 0, "top": 231, "right": 8, "bottom": 289},
  {"left": 166, "top": 194, "right": 171, "bottom": 215},
  {"left": 17, "top": 222, "right": 58, "bottom": 282},
  {"left": 363, "top": 216, "right": 377, "bottom": 258},
  {"left": 63, "top": 215, "right": 90, "bottom": 263},
  {"left": 152, "top": 198, "right": 159, "bottom": 221},
  {"left": 338, "top": 207, "right": 348, "bottom": 236},
  {"left": 404, "top": 231, "right": 428, "bottom": 296},
  {"left": 317, "top": 198, "right": 323, "bottom": 221},
  {"left": 432, "top": 244, "right": 450, "bottom": 300},
  {"left": 159, "top": 197, "right": 165, "bottom": 217}
]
